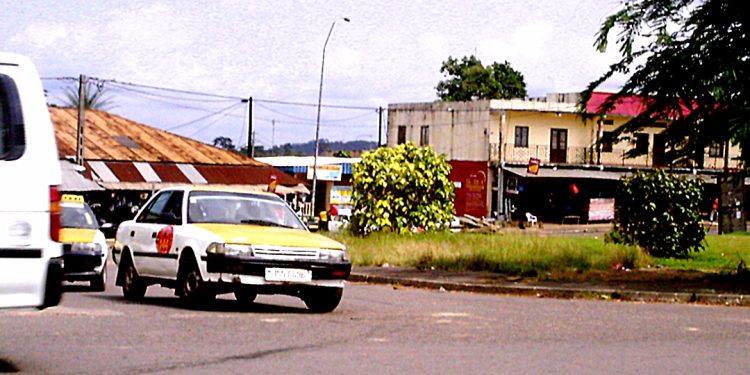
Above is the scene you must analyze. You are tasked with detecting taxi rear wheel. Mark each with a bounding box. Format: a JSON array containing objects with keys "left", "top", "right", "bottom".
[
  {"left": 178, "top": 260, "right": 215, "bottom": 306},
  {"left": 301, "top": 287, "right": 343, "bottom": 313},
  {"left": 121, "top": 259, "right": 146, "bottom": 301}
]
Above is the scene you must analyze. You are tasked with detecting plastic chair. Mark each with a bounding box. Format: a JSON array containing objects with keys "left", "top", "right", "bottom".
[{"left": 525, "top": 212, "right": 538, "bottom": 226}]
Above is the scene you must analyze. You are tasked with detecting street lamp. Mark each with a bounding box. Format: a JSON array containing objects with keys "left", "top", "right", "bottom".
[{"left": 311, "top": 17, "right": 349, "bottom": 220}]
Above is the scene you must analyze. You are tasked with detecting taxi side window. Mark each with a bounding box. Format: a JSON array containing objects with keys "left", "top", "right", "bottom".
[
  {"left": 0, "top": 74, "right": 26, "bottom": 161},
  {"left": 137, "top": 191, "right": 183, "bottom": 225}
]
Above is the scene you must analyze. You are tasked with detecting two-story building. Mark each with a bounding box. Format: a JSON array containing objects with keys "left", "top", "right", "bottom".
[{"left": 387, "top": 92, "right": 740, "bottom": 223}]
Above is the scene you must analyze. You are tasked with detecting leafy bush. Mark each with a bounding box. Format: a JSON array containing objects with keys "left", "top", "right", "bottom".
[
  {"left": 350, "top": 142, "right": 454, "bottom": 235},
  {"left": 608, "top": 169, "right": 706, "bottom": 257}
]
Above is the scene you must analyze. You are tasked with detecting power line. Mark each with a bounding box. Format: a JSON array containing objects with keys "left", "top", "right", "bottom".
[
  {"left": 255, "top": 97, "right": 378, "bottom": 111},
  {"left": 106, "top": 82, "right": 237, "bottom": 103},
  {"left": 41, "top": 75, "right": 383, "bottom": 111},
  {"left": 166, "top": 101, "right": 245, "bottom": 131}
]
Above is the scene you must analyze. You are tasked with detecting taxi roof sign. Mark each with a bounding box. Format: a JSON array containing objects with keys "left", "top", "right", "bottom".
[{"left": 61, "top": 194, "right": 85, "bottom": 203}]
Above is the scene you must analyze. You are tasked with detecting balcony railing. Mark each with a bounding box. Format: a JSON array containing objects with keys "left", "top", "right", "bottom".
[{"left": 489, "top": 143, "right": 741, "bottom": 169}]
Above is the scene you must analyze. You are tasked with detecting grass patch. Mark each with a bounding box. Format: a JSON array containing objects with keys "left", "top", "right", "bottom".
[
  {"left": 331, "top": 231, "right": 648, "bottom": 276},
  {"left": 653, "top": 233, "right": 750, "bottom": 272},
  {"left": 330, "top": 231, "right": 750, "bottom": 276}
]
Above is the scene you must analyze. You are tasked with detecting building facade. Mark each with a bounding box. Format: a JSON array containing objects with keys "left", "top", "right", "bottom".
[{"left": 387, "top": 93, "right": 741, "bottom": 222}]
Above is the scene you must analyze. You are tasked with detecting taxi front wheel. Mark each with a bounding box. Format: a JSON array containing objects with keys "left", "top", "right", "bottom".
[
  {"left": 302, "top": 287, "right": 343, "bottom": 313},
  {"left": 178, "top": 260, "right": 215, "bottom": 306},
  {"left": 234, "top": 289, "right": 257, "bottom": 306}
]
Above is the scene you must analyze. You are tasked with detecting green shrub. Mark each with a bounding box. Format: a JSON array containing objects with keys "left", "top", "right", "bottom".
[
  {"left": 608, "top": 169, "right": 705, "bottom": 257},
  {"left": 350, "top": 142, "right": 455, "bottom": 235}
]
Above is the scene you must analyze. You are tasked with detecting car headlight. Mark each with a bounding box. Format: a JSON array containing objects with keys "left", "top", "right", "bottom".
[
  {"left": 206, "top": 243, "right": 225, "bottom": 254},
  {"left": 207, "top": 243, "right": 254, "bottom": 257},
  {"left": 318, "top": 248, "right": 348, "bottom": 261},
  {"left": 70, "top": 242, "right": 102, "bottom": 253},
  {"left": 225, "top": 244, "right": 253, "bottom": 256}
]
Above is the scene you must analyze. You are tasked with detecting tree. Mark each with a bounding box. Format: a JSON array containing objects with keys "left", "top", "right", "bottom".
[
  {"left": 333, "top": 150, "right": 352, "bottom": 158},
  {"left": 607, "top": 170, "right": 705, "bottom": 258},
  {"left": 61, "top": 80, "right": 115, "bottom": 111},
  {"left": 580, "top": 0, "right": 750, "bottom": 167},
  {"left": 350, "top": 142, "right": 454, "bottom": 235},
  {"left": 436, "top": 55, "right": 527, "bottom": 101},
  {"left": 212, "top": 136, "right": 236, "bottom": 151}
]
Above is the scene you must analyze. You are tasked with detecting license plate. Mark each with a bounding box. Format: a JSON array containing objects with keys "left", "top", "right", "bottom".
[{"left": 265, "top": 268, "right": 312, "bottom": 282}]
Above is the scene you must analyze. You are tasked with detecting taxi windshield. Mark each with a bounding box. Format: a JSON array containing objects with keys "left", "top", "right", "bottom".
[
  {"left": 187, "top": 191, "right": 305, "bottom": 230},
  {"left": 61, "top": 203, "right": 99, "bottom": 229}
]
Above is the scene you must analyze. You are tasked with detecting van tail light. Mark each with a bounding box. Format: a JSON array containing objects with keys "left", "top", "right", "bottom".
[{"left": 50, "top": 185, "right": 61, "bottom": 242}]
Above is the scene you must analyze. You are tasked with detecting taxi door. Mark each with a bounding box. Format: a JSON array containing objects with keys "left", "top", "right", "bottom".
[{"left": 126, "top": 190, "right": 183, "bottom": 278}]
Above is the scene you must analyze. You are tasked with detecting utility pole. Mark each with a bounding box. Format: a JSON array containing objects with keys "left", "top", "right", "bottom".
[
  {"left": 75, "top": 74, "right": 87, "bottom": 166},
  {"left": 272, "top": 119, "right": 276, "bottom": 148},
  {"left": 244, "top": 97, "right": 253, "bottom": 158},
  {"left": 377, "top": 107, "right": 383, "bottom": 146}
]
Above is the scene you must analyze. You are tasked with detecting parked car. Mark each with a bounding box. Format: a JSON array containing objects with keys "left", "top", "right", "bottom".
[
  {"left": 59, "top": 195, "right": 109, "bottom": 291},
  {"left": 112, "top": 187, "right": 351, "bottom": 312}
]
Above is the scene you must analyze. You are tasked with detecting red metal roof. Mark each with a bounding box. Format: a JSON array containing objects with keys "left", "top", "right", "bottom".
[
  {"left": 586, "top": 92, "right": 648, "bottom": 117},
  {"left": 150, "top": 164, "right": 192, "bottom": 184},
  {"left": 194, "top": 165, "right": 299, "bottom": 186},
  {"left": 586, "top": 92, "right": 691, "bottom": 118},
  {"left": 106, "top": 162, "right": 146, "bottom": 183}
]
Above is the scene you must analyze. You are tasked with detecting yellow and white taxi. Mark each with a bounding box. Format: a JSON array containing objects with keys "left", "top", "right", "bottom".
[
  {"left": 112, "top": 187, "right": 351, "bottom": 312},
  {"left": 59, "top": 194, "right": 109, "bottom": 291}
]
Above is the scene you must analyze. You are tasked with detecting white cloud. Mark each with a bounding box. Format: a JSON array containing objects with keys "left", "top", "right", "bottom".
[{"left": 10, "top": 23, "right": 68, "bottom": 49}]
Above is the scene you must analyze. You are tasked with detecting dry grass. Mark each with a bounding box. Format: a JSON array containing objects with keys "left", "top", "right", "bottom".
[{"left": 331, "top": 231, "right": 649, "bottom": 276}]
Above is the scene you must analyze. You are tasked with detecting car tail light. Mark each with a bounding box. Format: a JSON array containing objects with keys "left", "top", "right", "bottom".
[{"left": 50, "top": 185, "right": 61, "bottom": 242}]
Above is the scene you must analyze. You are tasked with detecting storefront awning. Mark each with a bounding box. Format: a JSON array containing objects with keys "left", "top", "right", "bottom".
[{"left": 503, "top": 166, "right": 630, "bottom": 180}]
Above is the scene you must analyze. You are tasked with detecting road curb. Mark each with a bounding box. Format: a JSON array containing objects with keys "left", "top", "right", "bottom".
[{"left": 349, "top": 273, "right": 750, "bottom": 306}]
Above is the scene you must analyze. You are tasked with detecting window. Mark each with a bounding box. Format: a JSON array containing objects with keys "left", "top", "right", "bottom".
[
  {"left": 601, "top": 131, "right": 614, "bottom": 152},
  {"left": 709, "top": 141, "right": 724, "bottom": 157},
  {"left": 0, "top": 74, "right": 25, "bottom": 161},
  {"left": 397, "top": 125, "right": 406, "bottom": 144},
  {"left": 514, "top": 126, "right": 529, "bottom": 148},
  {"left": 634, "top": 133, "right": 649, "bottom": 153},
  {"left": 420, "top": 125, "right": 429, "bottom": 146},
  {"left": 137, "top": 191, "right": 183, "bottom": 224}
]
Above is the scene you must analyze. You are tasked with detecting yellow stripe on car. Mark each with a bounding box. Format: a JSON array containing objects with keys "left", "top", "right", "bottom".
[
  {"left": 59, "top": 228, "right": 97, "bottom": 243},
  {"left": 193, "top": 223, "right": 345, "bottom": 250}
]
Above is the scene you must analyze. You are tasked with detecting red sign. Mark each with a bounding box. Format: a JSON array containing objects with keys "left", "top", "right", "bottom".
[
  {"left": 527, "top": 158, "right": 540, "bottom": 175},
  {"left": 155, "top": 226, "right": 174, "bottom": 254}
]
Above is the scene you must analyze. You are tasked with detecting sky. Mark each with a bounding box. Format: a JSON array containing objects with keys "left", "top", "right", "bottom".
[{"left": 2, "top": 0, "right": 626, "bottom": 150}]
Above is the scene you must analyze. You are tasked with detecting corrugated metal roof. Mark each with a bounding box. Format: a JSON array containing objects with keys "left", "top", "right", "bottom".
[
  {"left": 60, "top": 160, "right": 104, "bottom": 192},
  {"left": 50, "top": 107, "right": 306, "bottom": 189},
  {"left": 98, "top": 182, "right": 309, "bottom": 195},
  {"left": 50, "top": 107, "right": 264, "bottom": 165}
]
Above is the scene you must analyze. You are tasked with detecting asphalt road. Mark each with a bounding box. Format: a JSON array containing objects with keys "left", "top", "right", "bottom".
[{"left": 1, "top": 262, "right": 749, "bottom": 375}]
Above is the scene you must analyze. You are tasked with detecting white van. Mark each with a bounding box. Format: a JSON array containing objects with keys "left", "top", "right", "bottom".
[{"left": 0, "top": 53, "right": 64, "bottom": 310}]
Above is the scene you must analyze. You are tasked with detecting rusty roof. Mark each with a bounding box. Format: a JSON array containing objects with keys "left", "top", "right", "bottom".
[
  {"left": 50, "top": 106, "right": 263, "bottom": 165},
  {"left": 50, "top": 107, "right": 307, "bottom": 191}
]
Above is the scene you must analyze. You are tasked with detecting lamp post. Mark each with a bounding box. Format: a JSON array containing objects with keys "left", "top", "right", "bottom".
[{"left": 311, "top": 17, "right": 349, "bottom": 220}]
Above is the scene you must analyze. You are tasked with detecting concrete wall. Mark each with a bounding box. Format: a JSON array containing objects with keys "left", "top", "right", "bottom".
[{"left": 388, "top": 98, "right": 742, "bottom": 169}]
